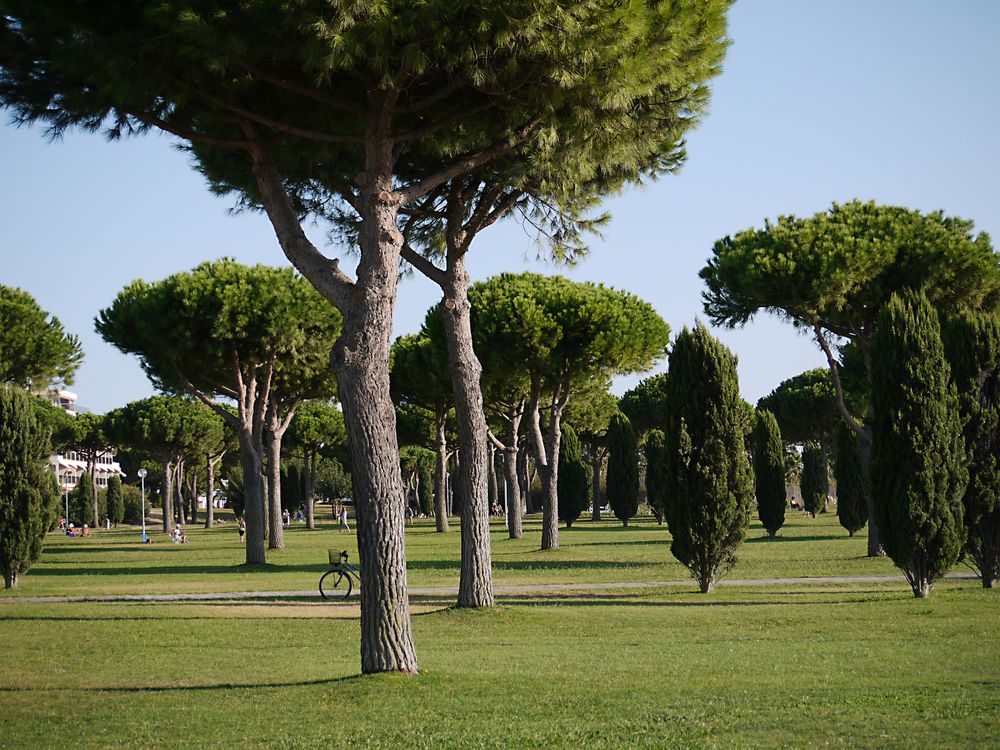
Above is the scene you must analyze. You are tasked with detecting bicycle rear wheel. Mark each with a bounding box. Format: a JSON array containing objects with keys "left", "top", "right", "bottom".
[{"left": 319, "top": 569, "right": 352, "bottom": 600}]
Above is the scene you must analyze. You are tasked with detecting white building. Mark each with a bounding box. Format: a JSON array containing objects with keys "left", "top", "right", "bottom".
[{"left": 46, "top": 389, "right": 124, "bottom": 493}]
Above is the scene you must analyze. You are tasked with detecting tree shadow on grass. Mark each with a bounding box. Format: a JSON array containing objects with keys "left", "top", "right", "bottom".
[
  {"left": 29, "top": 562, "right": 331, "bottom": 577},
  {"left": 567, "top": 539, "right": 667, "bottom": 548},
  {"left": 406, "top": 559, "right": 635, "bottom": 573},
  {"left": 0, "top": 675, "right": 366, "bottom": 693},
  {"left": 743, "top": 535, "right": 844, "bottom": 544},
  {"left": 493, "top": 591, "right": 913, "bottom": 608}
]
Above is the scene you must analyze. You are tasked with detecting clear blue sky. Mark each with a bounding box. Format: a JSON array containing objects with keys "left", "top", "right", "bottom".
[{"left": 2, "top": 1, "right": 998, "bottom": 414}]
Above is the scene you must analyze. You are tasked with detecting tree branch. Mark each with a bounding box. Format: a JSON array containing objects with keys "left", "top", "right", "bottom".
[
  {"left": 396, "top": 117, "right": 544, "bottom": 204},
  {"left": 813, "top": 323, "right": 865, "bottom": 437},
  {"left": 394, "top": 78, "right": 468, "bottom": 115},
  {"left": 246, "top": 131, "right": 355, "bottom": 310},
  {"left": 391, "top": 101, "right": 494, "bottom": 145},
  {"left": 128, "top": 111, "right": 251, "bottom": 150},
  {"left": 238, "top": 61, "right": 366, "bottom": 114},
  {"left": 400, "top": 243, "right": 446, "bottom": 286}
]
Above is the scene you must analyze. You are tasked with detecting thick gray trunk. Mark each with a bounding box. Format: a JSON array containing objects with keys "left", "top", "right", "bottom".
[
  {"left": 162, "top": 460, "right": 174, "bottom": 534},
  {"left": 190, "top": 471, "right": 198, "bottom": 525},
  {"left": 504, "top": 416, "right": 524, "bottom": 539},
  {"left": 88, "top": 457, "right": 99, "bottom": 528},
  {"left": 305, "top": 450, "right": 317, "bottom": 530},
  {"left": 487, "top": 442, "right": 498, "bottom": 513},
  {"left": 205, "top": 454, "right": 215, "bottom": 529},
  {"left": 237, "top": 432, "right": 267, "bottom": 565},
  {"left": 440, "top": 263, "right": 493, "bottom": 608},
  {"left": 518, "top": 450, "right": 531, "bottom": 515},
  {"left": 329, "top": 165, "right": 417, "bottom": 675},
  {"left": 265, "top": 425, "right": 284, "bottom": 550},
  {"left": 248, "top": 112, "right": 416, "bottom": 674},
  {"left": 527, "top": 388, "right": 563, "bottom": 551},
  {"left": 434, "top": 413, "right": 450, "bottom": 532}
]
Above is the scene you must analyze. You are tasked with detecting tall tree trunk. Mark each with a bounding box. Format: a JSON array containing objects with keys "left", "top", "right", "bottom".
[
  {"left": 814, "top": 326, "right": 880, "bottom": 555},
  {"left": 487, "top": 442, "right": 498, "bottom": 513},
  {"left": 439, "top": 260, "right": 494, "bottom": 607},
  {"left": 174, "top": 460, "right": 185, "bottom": 526},
  {"left": 504, "top": 416, "right": 523, "bottom": 539},
  {"left": 238, "top": 433, "right": 267, "bottom": 565},
  {"left": 248, "top": 115, "right": 416, "bottom": 674},
  {"left": 518, "top": 449, "right": 531, "bottom": 515},
  {"left": 162, "top": 459, "right": 174, "bottom": 534},
  {"left": 265, "top": 423, "right": 284, "bottom": 550},
  {"left": 334, "top": 254, "right": 418, "bottom": 672},
  {"left": 590, "top": 449, "right": 603, "bottom": 522},
  {"left": 190, "top": 471, "right": 199, "bottom": 525},
  {"left": 434, "top": 412, "right": 450, "bottom": 532},
  {"left": 205, "top": 453, "right": 215, "bottom": 529},
  {"left": 88, "top": 456, "right": 99, "bottom": 528},
  {"left": 527, "top": 381, "right": 566, "bottom": 550},
  {"left": 305, "top": 449, "right": 317, "bottom": 530}
]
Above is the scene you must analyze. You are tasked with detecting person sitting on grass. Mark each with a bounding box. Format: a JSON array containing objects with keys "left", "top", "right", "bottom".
[
  {"left": 65, "top": 523, "right": 76, "bottom": 537},
  {"left": 80, "top": 524, "right": 90, "bottom": 537}
]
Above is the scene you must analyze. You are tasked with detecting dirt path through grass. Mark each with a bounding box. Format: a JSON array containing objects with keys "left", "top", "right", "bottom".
[{"left": 4, "top": 571, "right": 978, "bottom": 603}]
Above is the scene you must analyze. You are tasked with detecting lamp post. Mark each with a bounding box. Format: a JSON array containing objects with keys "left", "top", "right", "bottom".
[{"left": 137, "top": 468, "right": 148, "bottom": 543}]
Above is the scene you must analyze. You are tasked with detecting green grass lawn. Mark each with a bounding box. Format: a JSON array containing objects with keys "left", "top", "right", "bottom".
[
  {"left": 2, "top": 511, "right": 997, "bottom": 748},
  {"left": 5, "top": 510, "right": 907, "bottom": 598}
]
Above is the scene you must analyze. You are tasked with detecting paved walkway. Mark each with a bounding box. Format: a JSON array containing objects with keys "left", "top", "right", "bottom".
[{"left": 1, "top": 572, "right": 979, "bottom": 604}]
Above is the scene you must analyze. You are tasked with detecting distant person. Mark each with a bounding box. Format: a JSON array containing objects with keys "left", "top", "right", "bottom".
[
  {"left": 238, "top": 518, "right": 246, "bottom": 543},
  {"left": 80, "top": 524, "right": 90, "bottom": 537},
  {"left": 66, "top": 523, "right": 75, "bottom": 537},
  {"left": 282, "top": 509, "right": 290, "bottom": 528},
  {"left": 338, "top": 505, "right": 350, "bottom": 532},
  {"left": 172, "top": 526, "right": 183, "bottom": 544},
  {"left": 105, "top": 515, "right": 112, "bottom": 530},
  {"left": 58, "top": 516, "right": 66, "bottom": 531}
]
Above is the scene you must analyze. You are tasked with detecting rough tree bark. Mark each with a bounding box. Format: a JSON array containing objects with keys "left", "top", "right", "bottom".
[
  {"left": 305, "top": 447, "right": 317, "bottom": 530},
  {"left": 162, "top": 459, "right": 174, "bottom": 535},
  {"left": 264, "top": 417, "right": 284, "bottom": 549},
  {"left": 527, "top": 378, "right": 569, "bottom": 550},
  {"left": 439, "top": 255, "right": 493, "bottom": 607},
  {"left": 434, "top": 411, "right": 450, "bottom": 532},
  {"left": 488, "top": 442, "right": 498, "bottom": 513},
  {"left": 248, "top": 120, "right": 418, "bottom": 673}
]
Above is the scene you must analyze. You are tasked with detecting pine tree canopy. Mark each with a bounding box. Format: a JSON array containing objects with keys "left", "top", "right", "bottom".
[{"left": 0, "top": 285, "right": 83, "bottom": 390}]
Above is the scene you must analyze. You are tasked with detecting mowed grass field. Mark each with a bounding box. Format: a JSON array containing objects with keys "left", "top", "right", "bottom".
[{"left": 1, "top": 510, "right": 998, "bottom": 748}]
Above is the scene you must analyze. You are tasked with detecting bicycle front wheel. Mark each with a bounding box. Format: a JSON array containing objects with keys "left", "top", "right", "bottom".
[{"left": 319, "top": 569, "right": 352, "bottom": 600}]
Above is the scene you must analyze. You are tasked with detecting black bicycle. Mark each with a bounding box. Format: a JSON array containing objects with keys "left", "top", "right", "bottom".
[{"left": 319, "top": 549, "right": 361, "bottom": 600}]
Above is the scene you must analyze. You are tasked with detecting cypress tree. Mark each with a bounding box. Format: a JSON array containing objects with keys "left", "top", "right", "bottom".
[
  {"left": 834, "top": 421, "right": 867, "bottom": 537},
  {"left": 416, "top": 455, "right": 434, "bottom": 518},
  {"left": 557, "top": 426, "right": 590, "bottom": 529},
  {"left": 943, "top": 312, "right": 1000, "bottom": 587},
  {"left": 71, "top": 472, "right": 94, "bottom": 529},
  {"left": 752, "top": 410, "right": 786, "bottom": 537},
  {"left": 106, "top": 475, "right": 124, "bottom": 526},
  {"left": 644, "top": 429, "right": 669, "bottom": 526},
  {"left": 1, "top": 385, "right": 59, "bottom": 588},
  {"left": 800, "top": 443, "right": 828, "bottom": 518},
  {"left": 664, "top": 324, "right": 754, "bottom": 592},
  {"left": 606, "top": 414, "right": 640, "bottom": 527},
  {"left": 871, "top": 292, "right": 966, "bottom": 598}
]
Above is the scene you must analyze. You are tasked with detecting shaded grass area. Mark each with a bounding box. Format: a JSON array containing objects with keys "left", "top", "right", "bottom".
[
  {"left": 4, "top": 511, "right": 907, "bottom": 598},
  {"left": 1, "top": 583, "right": 997, "bottom": 748}
]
